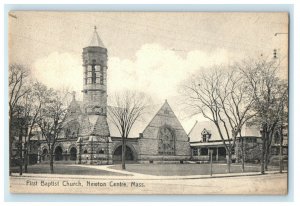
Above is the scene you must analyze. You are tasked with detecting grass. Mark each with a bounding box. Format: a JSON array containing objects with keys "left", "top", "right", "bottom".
[
  {"left": 11, "top": 164, "right": 130, "bottom": 176},
  {"left": 11, "top": 163, "right": 284, "bottom": 177},
  {"left": 109, "top": 163, "right": 282, "bottom": 176}
]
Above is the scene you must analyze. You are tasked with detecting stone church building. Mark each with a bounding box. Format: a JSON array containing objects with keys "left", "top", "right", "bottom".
[{"left": 38, "top": 27, "right": 191, "bottom": 164}]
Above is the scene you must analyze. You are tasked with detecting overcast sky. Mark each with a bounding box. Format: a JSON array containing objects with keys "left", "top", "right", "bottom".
[{"left": 8, "top": 12, "right": 288, "bottom": 132}]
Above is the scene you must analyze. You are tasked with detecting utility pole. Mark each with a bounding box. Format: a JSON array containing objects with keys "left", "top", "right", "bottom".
[{"left": 209, "top": 149, "right": 213, "bottom": 176}]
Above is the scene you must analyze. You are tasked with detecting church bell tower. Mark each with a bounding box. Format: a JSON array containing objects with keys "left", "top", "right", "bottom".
[
  {"left": 82, "top": 26, "right": 108, "bottom": 116},
  {"left": 79, "top": 26, "right": 111, "bottom": 165}
]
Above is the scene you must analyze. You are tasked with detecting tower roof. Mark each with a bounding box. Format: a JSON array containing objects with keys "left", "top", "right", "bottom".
[{"left": 88, "top": 26, "right": 105, "bottom": 48}]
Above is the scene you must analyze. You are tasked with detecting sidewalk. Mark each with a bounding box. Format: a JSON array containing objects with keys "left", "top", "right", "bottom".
[{"left": 10, "top": 164, "right": 288, "bottom": 180}]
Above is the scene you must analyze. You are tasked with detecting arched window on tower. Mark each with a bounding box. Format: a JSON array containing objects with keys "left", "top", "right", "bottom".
[
  {"left": 92, "top": 66, "right": 96, "bottom": 84},
  {"left": 84, "top": 61, "right": 88, "bottom": 85},
  {"left": 92, "top": 59, "right": 96, "bottom": 84},
  {"left": 100, "top": 76, "right": 104, "bottom": 85}
]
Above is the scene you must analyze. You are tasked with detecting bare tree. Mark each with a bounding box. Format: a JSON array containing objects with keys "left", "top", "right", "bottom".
[
  {"left": 108, "top": 90, "right": 151, "bottom": 170},
  {"left": 21, "top": 82, "right": 48, "bottom": 172},
  {"left": 37, "top": 89, "right": 68, "bottom": 173},
  {"left": 239, "top": 58, "right": 288, "bottom": 173},
  {"left": 9, "top": 64, "right": 30, "bottom": 175},
  {"left": 180, "top": 65, "right": 255, "bottom": 173}
]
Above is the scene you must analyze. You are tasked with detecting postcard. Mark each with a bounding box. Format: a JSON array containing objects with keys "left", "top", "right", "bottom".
[{"left": 8, "top": 11, "right": 288, "bottom": 194}]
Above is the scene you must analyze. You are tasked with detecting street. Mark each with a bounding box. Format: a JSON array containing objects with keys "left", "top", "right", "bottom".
[{"left": 10, "top": 170, "right": 287, "bottom": 195}]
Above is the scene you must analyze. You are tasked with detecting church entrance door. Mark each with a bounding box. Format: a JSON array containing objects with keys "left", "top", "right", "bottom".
[
  {"left": 54, "top": 146, "right": 63, "bottom": 161},
  {"left": 70, "top": 147, "right": 77, "bottom": 161},
  {"left": 113, "top": 145, "right": 136, "bottom": 163}
]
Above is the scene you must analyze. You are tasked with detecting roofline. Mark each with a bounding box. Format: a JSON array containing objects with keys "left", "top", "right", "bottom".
[
  {"left": 141, "top": 102, "right": 165, "bottom": 134},
  {"left": 187, "top": 120, "right": 198, "bottom": 136},
  {"left": 189, "top": 139, "right": 233, "bottom": 144}
]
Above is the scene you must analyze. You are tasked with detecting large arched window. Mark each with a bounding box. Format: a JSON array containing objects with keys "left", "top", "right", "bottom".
[
  {"left": 158, "top": 126, "right": 175, "bottom": 155},
  {"left": 91, "top": 59, "right": 96, "bottom": 84}
]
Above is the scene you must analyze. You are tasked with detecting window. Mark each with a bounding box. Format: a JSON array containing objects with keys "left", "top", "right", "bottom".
[
  {"left": 158, "top": 126, "right": 175, "bottom": 155},
  {"left": 200, "top": 148, "right": 208, "bottom": 155},
  {"left": 202, "top": 134, "right": 210, "bottom": 142},
  {"left": 84, "top": 66, "right": 88, "bottom": 85},
  {"left": 201, "top": 129, "right": 211, "bottom": 142},
  {"left": 65, "top": 128, "right": 70, "bottom": 138},
  {"left": 83, "top": 150, "right": 88, "bottom": 154},
  {"left": 65, "top": 121, "right": 80, "bottom": 139},
  {"left": 87, "top": 78, "right": 92, "bottom": 84},
  {"left": 98, "top": 149, "right": 104, "bottom": 154},
  {"left": 192, "top": 148, "right": 198, "bottom": 156},
  {"left": 100, "top": 76, "right": 104, "bottom": 85},
  {"left": 92, "top": 65, "right": 96, "bottom": 84}
]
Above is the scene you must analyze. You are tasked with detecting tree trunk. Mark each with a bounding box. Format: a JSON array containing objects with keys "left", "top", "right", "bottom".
[
  {"left": 50, "top": 149, "right": 54, "bottom": 174},
  {"left": 264, "top": 132, "right": 271, "bottom": 171},
  {"left": 279, "top": 126, "right": 283, "bottom": 173},
  {"left": 261, "top": 131, "right": 265, "bottom": 174},
  {"left": 121, "top": 136, "right": 126, "bottom": 170},
  {"left": 227, "top": 151, "right": 231, "bottom": 173},
  {"left": 24, "top": 142, "right": 28, "bottom": 173},
  {"left": 19, "top": 133, "right": 23, "bottom": 176},
  {"left": 264, "top": 146, "right": 269, "bottom": 171},
  {"left": 241, "top": 138, "right": 245, "bottom": 172}
]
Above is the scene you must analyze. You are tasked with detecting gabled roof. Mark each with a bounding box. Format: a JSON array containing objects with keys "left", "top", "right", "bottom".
[
  {"left": 189, "top": 121, "right": 223, "bottom": 142},
  {"left": 88, "top": 26, "right": 105, "bottom": 48},
  {"left": 142, "top": 100, "right": 187, "bottom": 133},
  {"left": 188, "top": 120, "right": 262, "bottom": 143},
  {"left": 90, "top": 115, "right": 110, "bottom": 136},
  {"left": 63, "top": 99, "right": 83, "bottom": 125}
]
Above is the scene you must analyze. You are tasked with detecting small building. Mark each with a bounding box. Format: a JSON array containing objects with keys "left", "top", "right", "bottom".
[{"left": 189, "top": 121, "right": 262, "bottom": 163}]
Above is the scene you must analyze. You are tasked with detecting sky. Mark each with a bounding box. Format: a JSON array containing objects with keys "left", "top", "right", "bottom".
[{"left": 8, "top": 12, "right": 289, "bottom": 132}]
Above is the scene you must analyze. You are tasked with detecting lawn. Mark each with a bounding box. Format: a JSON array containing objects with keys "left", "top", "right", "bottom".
[
  {"left": 11, "top": 163, "right": 283, "bottom": 176},
  {"left": 109, "top": 163, "right": 280, "bottom": 176},
  {"left": 11, "top": 164, "right": 130, "bottom": 176}
]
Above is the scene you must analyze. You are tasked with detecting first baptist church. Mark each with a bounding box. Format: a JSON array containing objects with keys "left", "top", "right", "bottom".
[{"left": 37, "top": 27, "right": 191, "bottom": 164}]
